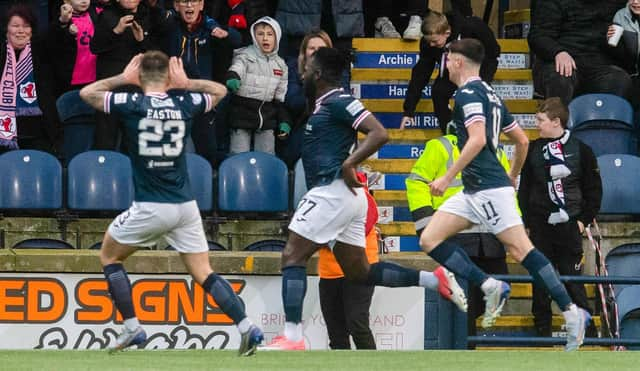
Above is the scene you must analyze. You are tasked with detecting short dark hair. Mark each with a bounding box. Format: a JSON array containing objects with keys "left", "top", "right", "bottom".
[
  {"left": 448, "top": 38, "right": 485, "bottom": 66},
  {"left": 538, "top": 97, "right": 569, "bottom": 128},
  {"left": 310, "top": 47, "right": 350, "bottom": 85},
  {"left": 140, "top": 51, "right": 170, "bottom": 85},
  {"left": 4, "top": 4, "right": 37, "bottom": 34}
]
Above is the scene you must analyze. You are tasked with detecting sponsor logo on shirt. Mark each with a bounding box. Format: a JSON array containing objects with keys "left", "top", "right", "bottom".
[
  {"left": 462, "top": 102, "right": 483, "bottom": 117},
  {"left": 345, "top": 100, "right": 365, "bottom": 116},
  {"left": 114, "top": 93, "right": 128, "bottom": 104},
  {"left": 150, "top": 97, "right": 175, "bottom": 108}
]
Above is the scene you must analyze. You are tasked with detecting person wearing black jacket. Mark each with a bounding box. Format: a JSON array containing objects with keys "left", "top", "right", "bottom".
[
  {"left": 400, "top": 11, "right": 499, "bottom": 134},
  {"left": 518, "top": 98, "right": 602, "bottom": 338},
  {"left": 47, "top": 1, "right": 100, "bottom": 98},
  {"left": 528, "top": 0, "right": 631, "bottom": 105},
  {"left": 89, "top": 0, "right": 162, "bottom": 150}
]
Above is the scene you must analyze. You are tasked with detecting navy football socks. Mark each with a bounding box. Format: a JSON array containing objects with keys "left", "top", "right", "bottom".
[
  {"left": 282, "top": 266, "right": 307, "bottom": 324},
  {"left": 429, "top": 241, "right": 489, "bottom": 286},
  {"left": 202, "top": 273, "right": 247, "bottom": 324},
  {"left": 522, "top": 248, "right": 572, "bottom": 310},
  {"left": 103, "top": 263, "right": 136, "bottom": 319},
  {"left": 366, "top": 261, "right": 420, "bottom": 287}
]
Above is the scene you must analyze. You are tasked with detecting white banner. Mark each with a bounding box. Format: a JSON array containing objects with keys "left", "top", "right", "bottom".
[{"left": 0, "top": 273, "right": 424, "bottom": 350}]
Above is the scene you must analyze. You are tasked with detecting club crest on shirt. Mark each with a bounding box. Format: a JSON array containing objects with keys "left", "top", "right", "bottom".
[
  {"left": 19, "top": 82, "right": 37, "bottom": 104},
  {"left": 273, "top": 69, "right": 283, "bottom": 76}
]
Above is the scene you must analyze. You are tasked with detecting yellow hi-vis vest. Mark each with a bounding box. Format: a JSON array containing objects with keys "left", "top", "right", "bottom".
[{"left": 405, "top": 135, "right": 514, "bottom": 219}]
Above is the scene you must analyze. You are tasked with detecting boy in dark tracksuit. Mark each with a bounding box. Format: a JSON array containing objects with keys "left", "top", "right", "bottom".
[
  {"left": 401, "top": 11, "right": 500, "bottom": 133},
  {"left": 518, "top": 98, "right": 602, "bottom": 337}
]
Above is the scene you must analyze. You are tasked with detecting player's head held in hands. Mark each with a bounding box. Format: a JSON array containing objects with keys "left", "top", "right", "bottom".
[{"left": 139, "top": 50, "right": 170, "bottom": 88}]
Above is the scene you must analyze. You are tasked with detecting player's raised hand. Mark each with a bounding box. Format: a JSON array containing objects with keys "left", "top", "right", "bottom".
[
  {"left": 59, "top": 3, "right": 73, "bottom": 24},
  {"left": 168, "top": 57, "right": 189, "bottom": 90},
  {"left": 342, "top": 162, "right": 365, "bottom": 195},
  {"left": 122, "top": 54, "right": 142, "bottom": 86},
  {"left": 429, "top": 176, "right": 451, "bottom": 197}
]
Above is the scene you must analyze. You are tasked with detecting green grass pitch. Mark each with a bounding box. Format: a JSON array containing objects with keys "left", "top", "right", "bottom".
[{"left": 0, "top": 350, "right": 636, "bottom": 371}]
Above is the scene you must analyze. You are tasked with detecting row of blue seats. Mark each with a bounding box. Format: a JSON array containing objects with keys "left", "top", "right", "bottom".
[
  {"left": 0, "top": 150, "right": 293, "bottom": 215},
  {"left": 2, "top": 149, "right": 640, "bottom": 217}
]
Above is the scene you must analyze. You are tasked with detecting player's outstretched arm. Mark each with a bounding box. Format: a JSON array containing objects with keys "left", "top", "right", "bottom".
[
  {"left": 80, "top": 54, "right": 142, "bottom": 111},
  {"left": 168, "top": 57, "right": 227, "bottom": 108},
  {"left": 342, "top": 115, "right": 388, "bottom": 192},
  {"left": 503, "top": 124, "right": 529, "bottom": 183}
]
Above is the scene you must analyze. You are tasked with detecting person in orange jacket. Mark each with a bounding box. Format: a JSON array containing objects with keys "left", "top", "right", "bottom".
[{"left": 317, "top": 172, "right": 379, "bottom": 349}]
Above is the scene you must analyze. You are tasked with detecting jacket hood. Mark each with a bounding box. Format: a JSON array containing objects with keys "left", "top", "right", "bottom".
[{"left": 250, "top": 16, "right": 282, "bottom": 55}]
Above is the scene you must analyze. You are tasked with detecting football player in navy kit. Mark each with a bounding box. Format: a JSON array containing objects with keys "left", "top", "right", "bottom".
[
  {"left": 418, "top": 38, "right": 591, "bottom": 351},
  {"left": 80, "top": 51, "right": 264, "bottom": 356},
  {"left": 264, "top": 47, "right": 467, "bottom": 350}
]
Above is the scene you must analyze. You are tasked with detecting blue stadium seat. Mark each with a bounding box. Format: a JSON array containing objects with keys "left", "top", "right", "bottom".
[
  {"left": 0, "top": 150, "right": 62, "bottom": 211},
  {"left": 293, "top": 159, "right": 307, "bottom": 207},
  {"left": 218, "top": 152, "right": 289, "bottom": 213},
  {"left": 166, "top": 241, "right": 226, "bottom": 251},
  {"left": 605, "top": 243, "right": 640, "bottom": 349},
  {"left": 597, "top": 154, "right": 640, "bottom": 214},
  {"left": 67, "top": 151, "right": 133, "bottom": 212},
  {"left": 56, "top": 89, "right": 96, "bottom": 164},
  {"left": 244, "top": 239, "right": 285, "bottom": 252},
  {"left": 186, "top": 153, "right": 213, "bottom": 212},
  {"left": 12, "top": 239, "right": 73, "bottom": 249},
  {"left": 568, "top": 94, "right": 637, "bottom": 156}
]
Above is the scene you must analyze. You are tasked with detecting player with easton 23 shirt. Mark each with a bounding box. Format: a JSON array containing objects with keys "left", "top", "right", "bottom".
[{"left": 80, "top": 51, "right": 264, "bottom": 356}]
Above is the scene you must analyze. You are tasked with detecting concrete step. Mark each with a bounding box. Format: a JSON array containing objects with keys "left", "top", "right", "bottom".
[
  {"left": 359, "top": 129, "right": 539, "bottom": 144},
  {"left": 474, "top": 315, "right": 602, "bottom": 329},
  {"left": 352, "top": 69, "right": 532, "bottom": 82},
  {"left": 352, "top": 38, "right": 529, "bottom": 53},
  {"left": 361, "top": 98, "right": 538, "bottom": 113}
]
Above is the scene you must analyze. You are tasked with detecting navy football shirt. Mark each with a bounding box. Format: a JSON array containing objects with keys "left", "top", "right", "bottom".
[
  {"left": 104, "top": 91, "right": 213, "bottom": 203},
  {"left": 452, "top": 77, "right": 518, "bottom": 193},
  {"left": 302, "top": 88, "right": 372, "bottom": 189}
]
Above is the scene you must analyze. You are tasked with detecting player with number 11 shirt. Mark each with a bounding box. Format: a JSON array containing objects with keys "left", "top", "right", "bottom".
[{"left": 418, "top": 38, "right": 592, "bottom": 352}]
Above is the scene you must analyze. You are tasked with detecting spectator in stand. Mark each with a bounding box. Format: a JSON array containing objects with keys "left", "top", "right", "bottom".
[
  {"left": 278, "top": 29, "right": 349, "bottom": 168},
  {"left": 518, "top": 98, "right": 601, "bottom": 338},
  {"left": 400, "top": 11, "right": 499, "bottom": 134},
  {"left": 90, "top": 0, "right": 162, "bottom": 150},
  {"left": 225, "top": 16, "right": 290, "bottom": 155},
  {"left": 205, "top": 0, "right": 270, "bottom": 47},
  {"left": 372, "top": 0, "right": 471, "bottom": 40},
  {"left": 158, "top": 0, "right": 240, "bottom": 166},
  {"left": 48, "top": 1, "right": 99, "bottom": 98},
  {"left": 528, "top": 0, "right": 632, "bottom": 105},
  {"left": 94, "top": 0, "right": 111, "bottom": 13},
  {"left": 275, "top": 0, "right": 363, "bottom": 59},
  {"left": 405, "top": 122, "right": 509, "bottom": 343},
  {"left": 609, "top": 0, "right": 640, "bottom": 106},
  {"left": 318, "top": 172, "right": 379, "bottom": 350},
  {"left": 0, "top": 4, "right": 61, "bottom": 155}
]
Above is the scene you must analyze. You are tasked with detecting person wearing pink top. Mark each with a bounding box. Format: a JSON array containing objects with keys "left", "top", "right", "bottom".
[{"left": 48, "top": 0, "right": 100, "bottom": 97}]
